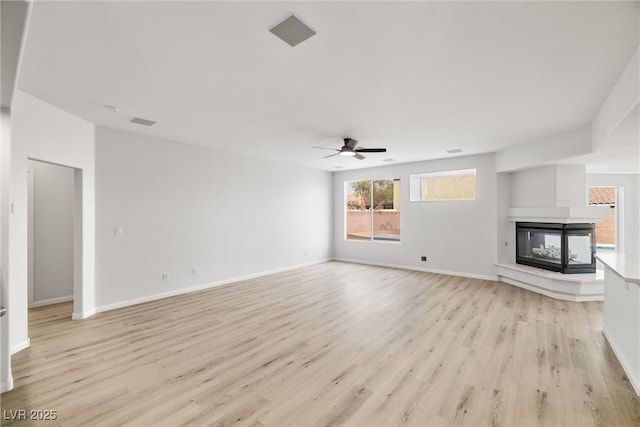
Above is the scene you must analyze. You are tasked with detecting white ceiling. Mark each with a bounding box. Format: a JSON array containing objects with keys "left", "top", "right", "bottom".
[{"left": 18, "top": 1, "right": 640, "bottom": 171}]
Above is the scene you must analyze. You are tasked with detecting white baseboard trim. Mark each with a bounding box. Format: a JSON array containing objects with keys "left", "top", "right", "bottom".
[
  {"left": 332, "top": 258, "right": 498, "bottom": 281},
  {"left": 72, "top": 308, "right": 96, "bottom": 320},
  {"left": 10, "top": 338, "right": 30, "bottom": 355},
  {"left": 95, "top": 259, "right": 332, "bottom": 315},
  {"left": 30, "top": 295, "right": 73, "bottom": 308},
  {"left": 603, "top": 328, "right": 640, "bottom": 396},
  {"left": 0, "top": 376, "right": 14, "bottom": 393}
]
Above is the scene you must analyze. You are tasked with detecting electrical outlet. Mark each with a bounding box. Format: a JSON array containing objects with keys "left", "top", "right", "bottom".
[
  {"left": 114, "top": 226, "right": 123, "bottom": 236},
  {"left": 421, "top": 256, "right": 427, "bottom": 262},
  {"left": 162, "top": 273, "right": 169, "bottom": 281},
  {"left": 192, "top": 267, "right": 199, "bottom": 276}
]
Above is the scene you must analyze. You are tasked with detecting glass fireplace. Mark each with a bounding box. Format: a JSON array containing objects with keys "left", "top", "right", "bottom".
[{"left": 516, "top": 222, "right": 596, "bottom": 274}]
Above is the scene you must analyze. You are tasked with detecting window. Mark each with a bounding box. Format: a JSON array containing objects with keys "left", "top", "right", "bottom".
[
  {"left": 589, "top": 186, "right": 617, "bottom": 253},
  {"left": 409, "top": 168, "right": 477, "bottom": 201},
  {"left": 345, "top": 179, "right": 400, "bottom": 241}
]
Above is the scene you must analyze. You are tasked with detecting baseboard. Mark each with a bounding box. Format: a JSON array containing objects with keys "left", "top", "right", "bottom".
[
  {"left": 10, "top": 338, "right": 30, "bottom": 355},
  {"left": 72, "top": 308, "right": 96, "bottom": 320},
  {"left": 30, "top": 295, "right": 73, "bottom": 308},
  {"left": 95, "top": 259, "right": 332, "bottom": 315},
  {"left": 332, "top": 258, "right": 498, "bottom": 281},
  {"left": 603, "top": 328, "right": 640, "bottom": 396},
  {"left": 0, "top": 376, "right": 13, "bottom": 393}
]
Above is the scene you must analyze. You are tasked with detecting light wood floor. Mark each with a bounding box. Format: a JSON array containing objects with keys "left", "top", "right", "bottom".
[{"left": 2, "top": 261, "right": 640, "bottom": 426}]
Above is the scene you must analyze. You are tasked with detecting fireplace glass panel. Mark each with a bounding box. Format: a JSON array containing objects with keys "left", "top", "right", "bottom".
[
  {"left": 517, "top": 228, "right": 562, "bottom": 265},
  {"left": 515, "top": 222, "right": 596, "bottom": 274},
  {"left": 568, "top": 232, "right": 593, "bottom": 265}
]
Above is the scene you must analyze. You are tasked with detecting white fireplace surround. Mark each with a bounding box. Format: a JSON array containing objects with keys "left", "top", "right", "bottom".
[
  {"left": 500, "top": 209, "right": 608, "bottom": 299},
  {"left": 508, "top": 206, "right": 611, "bottom": 224},
  {"left": 496, "top": 262, "right": 604, "bottom": 301},
  {"left": 498, "top": 165, "right": 610, "bottom": 300}
]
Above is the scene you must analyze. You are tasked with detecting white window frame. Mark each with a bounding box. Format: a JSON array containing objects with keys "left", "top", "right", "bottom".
[{"left": 344, "top": 179, "right": 401, "bottom": 242}]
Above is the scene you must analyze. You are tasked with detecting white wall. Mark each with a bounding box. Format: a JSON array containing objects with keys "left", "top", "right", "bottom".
[
  {"left": 1, "top": 108, "right": 13, "bottom": 391},
  {"left": 588, "top": 173, "right": 640, "bottom": 256},
  {"left": 556, "top": 165, "right": 587, "bottom": 206},
  {"left": 332, "top": 153, "right": 498, "bottom": 280},
  {"left": 28, "top": 160, "right": 74, "bottom": 306},
  {"left": 1, "top": 0, "right": 32, "bottom": 391},
  {"left": 496, "top": 125, "right": 592, "bottom": 172},
  {"left": 11, "top": 90, "right": 95, "bottom": 351},
  {"left": 509, "top": 165, "right": 558, "bottom": 208},
  {"left": 496, "top": 172, "right": 513, "bottom": 264},
  {"left": 1, "top": 109, "right": 11, "bottom": 296},
  {"left": 94, "top": 126, "right": 332, "bottom": 310},
  {"left": 510, "top": 164, "right": 588, "bottom": 208},
  {"left": 593, "top": 47, "right": 639, "bottom": 149}
]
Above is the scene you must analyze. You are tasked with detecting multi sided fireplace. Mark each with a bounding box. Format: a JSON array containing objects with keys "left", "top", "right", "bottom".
[{"left": 515, "top": 222, "right": 596, "bottom": 274}]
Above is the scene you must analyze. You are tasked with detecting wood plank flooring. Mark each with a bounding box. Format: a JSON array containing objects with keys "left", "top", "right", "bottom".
[{"left": 2, "top": 261, "right": 640, "bottom": 426}]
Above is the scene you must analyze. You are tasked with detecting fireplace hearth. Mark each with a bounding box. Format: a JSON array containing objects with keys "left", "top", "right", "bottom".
[{"left": 516, "top": 222, "right": 596, "bottom": 274}]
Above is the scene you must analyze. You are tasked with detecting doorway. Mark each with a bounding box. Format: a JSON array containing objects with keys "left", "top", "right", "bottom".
[{"left": 27, "top": 160, "right": 76, "bottom": 312}]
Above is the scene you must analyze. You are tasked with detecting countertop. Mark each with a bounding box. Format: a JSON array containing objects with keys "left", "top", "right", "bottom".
[{"left": 597, "top": 253, "right": 640, "bottom": 284}]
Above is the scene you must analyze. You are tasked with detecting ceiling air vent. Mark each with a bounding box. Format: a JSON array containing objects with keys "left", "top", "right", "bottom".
[
  {"left": 130, "top": 117, "right": 156, "bottom": 126},
  {"left": 269, "top": 14, "right": 316, "bottom": 47}
]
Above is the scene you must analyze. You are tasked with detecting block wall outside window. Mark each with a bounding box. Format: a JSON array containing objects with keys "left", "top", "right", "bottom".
[
  {"left": 409, "top": 169, "right": 477, "bottom": 202},
  {"left": 589, "top": 186, "right": 617, "bottom": 252}
]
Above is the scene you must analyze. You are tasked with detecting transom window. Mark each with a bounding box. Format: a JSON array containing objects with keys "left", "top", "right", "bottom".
[{"left": 409, "top": 168, "right": 477, "bottom": 202}]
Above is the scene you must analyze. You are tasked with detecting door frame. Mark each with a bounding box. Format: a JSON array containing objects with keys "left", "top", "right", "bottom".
[{"left": 27, "top": 158, "right": 83, "bottom": 317}]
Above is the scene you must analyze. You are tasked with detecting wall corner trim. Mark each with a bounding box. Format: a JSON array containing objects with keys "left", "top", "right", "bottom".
[
  {"left": 72, "top": 309, "right": 96, "bottom": 320},
  {"left": 0, "top": 376, "right": 14, "bottom": 393},
  {"left": 10, "top": 338, "right": 30, "bottom": 355}
]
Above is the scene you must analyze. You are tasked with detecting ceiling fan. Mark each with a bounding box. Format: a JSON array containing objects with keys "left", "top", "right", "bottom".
[{"left": 313, "top": 138, "right": 387, "bottom": 160}]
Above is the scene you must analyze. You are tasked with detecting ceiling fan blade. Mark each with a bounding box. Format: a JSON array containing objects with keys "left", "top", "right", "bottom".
[
  {"left": 354, "top": 153, "right": 365, "bottom": 160},
  {"left": 355, "top": 148, "right": 387, "bottom": 153},
  {"left": 323, "top": 153, "right": 340, "bottom": 159},
  {"left": 313, "top": 146, "right": 340, "bottom": 151}
]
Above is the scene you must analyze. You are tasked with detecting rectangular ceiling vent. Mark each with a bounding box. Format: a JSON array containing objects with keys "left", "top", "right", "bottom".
[
  {"left": 269, "top": 14, "right": 316, "bottom": 47},
  {"left": 130, "top": 117, "right": 156, "bottom": 126}
]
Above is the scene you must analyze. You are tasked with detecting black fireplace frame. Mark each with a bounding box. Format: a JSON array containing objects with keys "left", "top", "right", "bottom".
[{"left": 515, "top": 222, "right": 596, "bottom": 274}]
